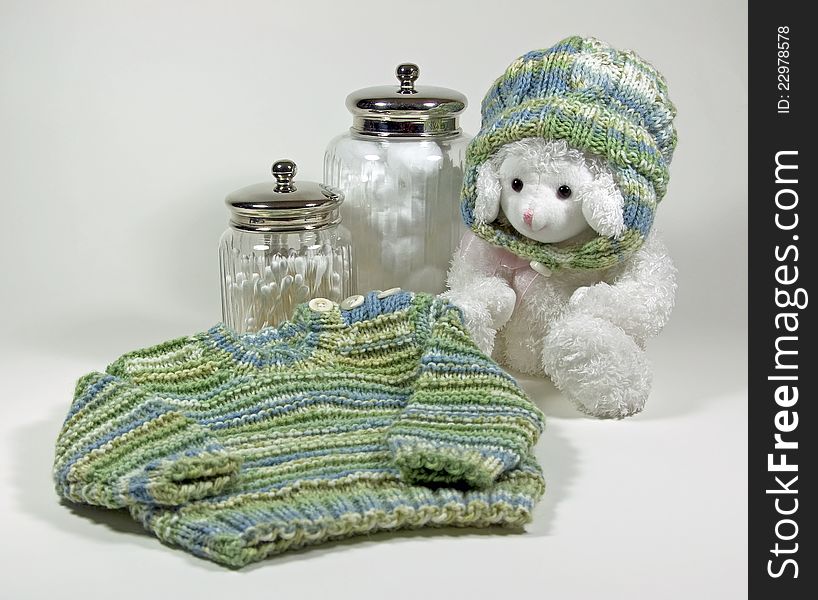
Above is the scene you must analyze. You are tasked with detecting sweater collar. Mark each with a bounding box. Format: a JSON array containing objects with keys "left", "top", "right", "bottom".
[{"left": 206, "top": 291, "right": 420, "bottom": 368}]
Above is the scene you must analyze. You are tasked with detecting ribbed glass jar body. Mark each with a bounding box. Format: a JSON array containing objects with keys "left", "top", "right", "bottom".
[
  {"left": 324, "top": 132, "right": 469, "bottom": 294},
  {"left": 219, "top": 226, "right": 353, "bottom": 333}
]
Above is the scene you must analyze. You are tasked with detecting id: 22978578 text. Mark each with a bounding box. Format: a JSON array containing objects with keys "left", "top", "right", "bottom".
[{"left": 777, "top": 26, "right": 791, "bottom": 114}]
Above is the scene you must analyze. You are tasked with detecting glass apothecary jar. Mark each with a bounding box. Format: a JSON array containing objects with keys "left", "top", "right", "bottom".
[
  {"left": 220, "top": 159, "right": 353, "bottom": 334},
  {"left": 324, "top": 64, "right": 469, "bottom": 294}
]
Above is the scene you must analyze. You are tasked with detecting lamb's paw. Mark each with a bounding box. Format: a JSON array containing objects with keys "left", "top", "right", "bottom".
[
  {"left": 439, "top": 291, "right": 498, "bottom": 355},
  {"left": 542, "top": 314, "right": 652, "bottom": 419},
  {"left": 500, "top": 319, "right": 546, "bottom": 375},
  {"left": 483, "top": 284, "right": 516, "bottom": 329},
  {"left": 445, "top": 279, "right": 515, "bottom": 329},
  {"left": 568, "top": 283, "right": 613, "bottom": 310}
]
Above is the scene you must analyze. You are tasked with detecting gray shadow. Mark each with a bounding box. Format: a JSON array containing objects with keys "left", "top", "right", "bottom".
[
  {"left": 525, "top": 417, "right": 579, "bottom": 538},
  {"left": 239, "top": 524, "right": 524, "bottom": 572}
]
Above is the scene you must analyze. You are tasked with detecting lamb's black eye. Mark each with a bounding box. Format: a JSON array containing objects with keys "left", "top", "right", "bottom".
[
  {"left": 557, "top": 184, "right": 572, "bottom": 199},
  {"left": 511, "top": 178, "right": 524, "bottom": 193}
]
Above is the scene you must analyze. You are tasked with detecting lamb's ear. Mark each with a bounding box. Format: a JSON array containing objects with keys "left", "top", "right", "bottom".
[
  {"left": 579, "top": 171, "right": 626, "bottom": 239},
  {"left": 474, "top": 161, "right": 501, "bottom": 223}
]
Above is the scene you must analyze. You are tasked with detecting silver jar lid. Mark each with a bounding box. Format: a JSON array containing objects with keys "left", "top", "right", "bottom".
[
  {"left": 226, "top": 159, "right": 343, "bottom": 233},
  {"left": 345, "top": 63, "right": 467, "bottom": 138}
]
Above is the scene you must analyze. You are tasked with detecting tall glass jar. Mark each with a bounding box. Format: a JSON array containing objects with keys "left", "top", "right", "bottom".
[
  {"left": 324, "top": 63, "right": 469, "bottom": 294},
  {"left": 220, "top": 159, "right": 353, "bottom": 334}
]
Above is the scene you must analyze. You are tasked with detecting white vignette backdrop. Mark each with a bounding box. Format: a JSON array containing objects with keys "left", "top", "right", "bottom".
[{"left": 0, "top": 1, "right": 747, "bottom": 598}]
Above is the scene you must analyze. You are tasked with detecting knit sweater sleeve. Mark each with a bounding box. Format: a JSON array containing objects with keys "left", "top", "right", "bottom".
[
  {"left": 53, "top": 370, "right": 241, "bottom": 509},
  {"left": 386, "top": 298, "right": 544, "bottom": 488}
]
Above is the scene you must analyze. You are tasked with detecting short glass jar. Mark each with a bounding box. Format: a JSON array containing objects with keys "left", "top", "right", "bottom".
[
  {"left": 219, "top": 159, "right": 353, "bottom": 333},
  {"left": 324, "top": 64, "right": 469, "bottom": 294}
]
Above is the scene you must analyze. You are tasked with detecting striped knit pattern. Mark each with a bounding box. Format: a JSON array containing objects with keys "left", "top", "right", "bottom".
[
  {"left": 53, "top": 292, "right": 545, "bottom": 567},
  {"left": 462, "top": 36, "right": 677, "bottom": 271}
]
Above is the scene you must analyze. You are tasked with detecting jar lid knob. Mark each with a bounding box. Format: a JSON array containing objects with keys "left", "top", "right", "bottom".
[
  {"left": 396, "top": 63, "right": 419, "bottom": 94},
  {"left": 271, "top": 159, "right": 297, "bottom": 193}
]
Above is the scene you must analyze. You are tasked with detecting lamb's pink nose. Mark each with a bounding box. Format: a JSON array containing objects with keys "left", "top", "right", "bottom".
[{"left": 523, "top": 208, "right": 533, "bottom": 226}]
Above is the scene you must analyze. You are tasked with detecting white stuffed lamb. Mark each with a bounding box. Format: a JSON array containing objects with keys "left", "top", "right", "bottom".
[{"left": 443, "top": 37, "right": 678, "bottom": 418}]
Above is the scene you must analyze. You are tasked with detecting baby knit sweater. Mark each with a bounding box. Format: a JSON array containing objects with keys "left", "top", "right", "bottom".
[{"left": 53, "top": 292, "right": 545, "bottom": 567}]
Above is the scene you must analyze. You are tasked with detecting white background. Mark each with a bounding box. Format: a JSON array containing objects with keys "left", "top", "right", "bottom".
[{"left": 0, "top": 0, "right": 747, "bottom": 597}]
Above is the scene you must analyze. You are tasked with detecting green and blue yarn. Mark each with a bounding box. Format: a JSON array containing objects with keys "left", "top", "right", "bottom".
[
  {"left": 462, "top": 36, "right": 678, "bottom": 271},
  {"left": 53, "top": 292, "right": 545, "bottom": 567}
]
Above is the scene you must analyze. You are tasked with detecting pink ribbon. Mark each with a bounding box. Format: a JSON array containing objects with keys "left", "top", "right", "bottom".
[{"left": 457, "top": 231, "right": 542, "bottom": 308}]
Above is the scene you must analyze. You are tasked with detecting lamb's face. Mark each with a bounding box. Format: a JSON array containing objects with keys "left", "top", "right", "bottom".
[
  {"left": 474, "top": 138, "right": 627, "bottom": 242},
  {"left": 497, "top": 152, "right": 595, "bottom": 244}
]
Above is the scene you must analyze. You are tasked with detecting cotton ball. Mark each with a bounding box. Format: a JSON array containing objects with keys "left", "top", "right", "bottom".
[
  {"left": 333, "top": 139, "right": 386, "bottom": 165},
  {"left": 386, "top": 142, "right": 444, "bottom": 175}
]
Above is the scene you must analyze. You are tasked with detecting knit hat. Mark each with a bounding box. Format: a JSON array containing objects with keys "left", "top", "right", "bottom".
[
  {"left": 461, "top": 36, "right": 677, "bottom": 271},
  {"left": 53, "top": 292, "right": 545, "bottom": 567}
]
